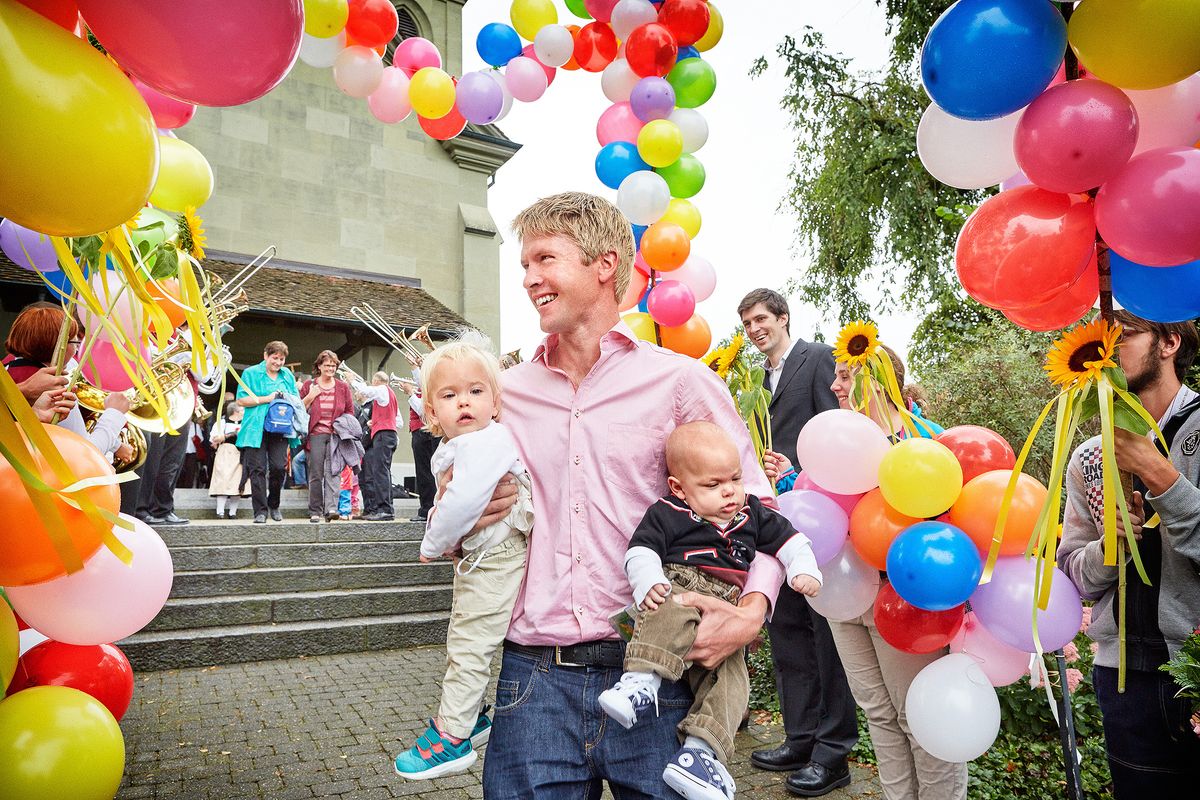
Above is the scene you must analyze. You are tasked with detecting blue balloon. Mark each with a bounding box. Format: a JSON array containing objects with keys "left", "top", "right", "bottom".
[
  {"left": 42, "top": 268, "right": 75, "bottom": 302},
  {"left": 676, "top": 46, "right": 700, "bottom": 62},
  {"left": 476, "top": 23, "right": 523, "bottom": 68},
  {"left": 921, "top": 0, "right": 1066, "bottom": 120},
  {"left": 637, "top": 289, "right": 650, "bottom": 313},
  {"left": 631, "top": 224, "right": 647, "bottom": 249},
  {"left": 886, "top": 521, "right": 982, "bottom": 612},
  {"left": 1112, "top": 252, "right": 1200, "bottom": 323},
  {"left": 595, "top": 142, "right": 651, "bottom": 191}
]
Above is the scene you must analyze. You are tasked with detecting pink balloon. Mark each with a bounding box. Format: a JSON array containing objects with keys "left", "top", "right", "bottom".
[
  {"left": 80, "top": 339, "right": 146, "bottom": 393},
  {"left": 392, "top": 36, "right": 442, "bottom": 77},
  {"left": 76, "top": 0, "right": 303, "bottom": 106},
  {"left": 646, "top": 280, "right": 695, "bottom": 327},
  {"left": 368, "top": 67, "right": 413, "bottom": 124},
  {"left": 6, "top": 515, "right": 174, "bottom": 646},
  {"left": 505, "top": 56, "right": 549, "bottom": 103},
  {"left": 669, "top": 254, "right": 716, "bottom": 302},
  {"left": 596, "top": 101, "right": 645, "bottom": 146},
  {"left": 793, "top": 471, "right": 864, "bottom": 518},
  {"left": 1015, "top": 79, "right": 1139, "bottom": 194},
  {"left": 521, "top": 44, "right": 556, "bottom": 87},
  {"left": 796, "top": 409, "right": 891, "bottom": 495},
  {"left": 1096, "top": 146, "right": 1200, "bottom": 267},
  {"left": 584, "top": 0, "right": 620, "bottom": 23},
  {"left": 1128, "top": 72, "right": 1200, "bottom": 156},
  {"left": 132, "top": 78, "right": 196, "bottom": 130},
  {"left": 81, "top": 269, "right": 143, "bottom": 344},
  {"left": 950, "top": 611, "right": 1031, "bottom": 687},
  {"left": 777, "top": 490, "right": 850, "bottom": 566}
]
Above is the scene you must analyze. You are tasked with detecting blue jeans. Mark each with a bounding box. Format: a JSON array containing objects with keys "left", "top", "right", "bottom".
[{"left": 482, "top": 646, "right": 692, "bottom": 799}]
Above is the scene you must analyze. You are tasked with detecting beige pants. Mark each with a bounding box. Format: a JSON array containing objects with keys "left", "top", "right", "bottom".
[
  {"left": 438, "top": 533, "right": 528, "bottom": 739},
  {"left": 828, "top": 606, "right": 967, "bottom": 800}
]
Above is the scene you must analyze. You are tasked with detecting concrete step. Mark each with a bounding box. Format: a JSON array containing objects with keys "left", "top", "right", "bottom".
[
  {"left": 145, "top": 584, "right": 454, "bottom": 632},
  {"left": 171, "top": 561, "right": 452, "bottom": 598},
  {"left": 120, "top": 611, "right": 450, "bottom": 671},
  {"left": 169, "top": 540, "right": 424, "bottom": 571},
  {"left": 170, "top": 488, "right": 422, "bottom": 519},
  {"left": 156, "top": 519, "right": 426, "bottom": 546}
]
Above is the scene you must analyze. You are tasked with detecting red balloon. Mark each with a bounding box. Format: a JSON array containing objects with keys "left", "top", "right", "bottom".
[
  {"left": 935, "top": 425, "right": 1016, "bottom": 484},
  {"left": 419, "top": 107, "right": 467, "bottom": 141},
  {"left": 522, "top": 43, "right": 556, "bottom": 87},
  {"left": 16, "top": 0, "right": 77, "bottom": 29},
  {"left": 657, "top": 0, "right": 709, "bottom": 47},
  {"left": 955, "top": 186, "right": 1096, "bottom": 311},
  {"left": 625, "top": 22, "right": 678, "bottom": 78},
  {"left": 873, "top": 581, "right": 964, "bottom": 654},
  {"left": 8, "top": 641, "right": 134, "bottom": 720},
  {"left": 345, "top": 0, "right": 398, "bottom": 49},
  {"left": 1003, "top": 249, "right": 1099, "bottom": 332},
  {"left": 584, "top": 0, "right": 619, "bottom": 23},
  {"left": 574, "top": 21, "right": 618, "bottom": 72}
]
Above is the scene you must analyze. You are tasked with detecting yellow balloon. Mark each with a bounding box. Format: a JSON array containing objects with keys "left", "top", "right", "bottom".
[
  {"left": 1069, "top": 0, "right": 1200, "bottom": 90},
  {"left": 695, "top": 2, "right": 724, "bottom": 52},
  {"left": 149, "top": 136, "right": 214, "bottom": 212},
  {"left": 878, "top": 438, "right": 964, "bottom": 519},
  {"left": 409, "top": 67, "right": 456, "bottom": 120},
  {"left": 0, "top": 601, "right": 15, "bottom": 694},
  {"left": 623, "top": 312, "right": 658, "bottom": 344},
  {"left": 510, "top": 0, "right": 558, "bottom": 42},
  {"left": 660, "top": 198, "right": 702, "bottom": 239},
  {"left": 637, "top": 119, "right": 684, "bottom": 169},
  {"left": 0, "top": 0, "right": 158, "bottom": 237},
  {"left": 0, "top": 686, "right": 125, "bottom": 800},
  {"left": 304, "top": 0, "right": 349, "bottom": 38}
]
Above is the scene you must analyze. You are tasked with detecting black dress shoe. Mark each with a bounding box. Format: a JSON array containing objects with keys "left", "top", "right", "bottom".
[
  {"left": 270, "top": 509, "right": 283, "bottom": 521},
  {"left": 159, "top": 513, "right": 189, "bottom": 525},
  {"left": 750, "top": 743, "right": 809, "bottom": 772},
  {"left": 785, "top": 762, "right": 851, "bottom": 797},
  {"left": 362, "top": 512, "right": 394, "bottom": 521}
]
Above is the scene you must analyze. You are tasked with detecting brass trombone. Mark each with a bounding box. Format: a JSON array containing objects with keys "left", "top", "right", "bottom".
[{"left": 351, "top": 302, "right": 433, "bottom": 364}]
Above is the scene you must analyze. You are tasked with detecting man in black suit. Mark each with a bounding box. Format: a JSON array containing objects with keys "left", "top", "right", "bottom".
[{"left": 738, "top": 289, "right": 857, "bottom": 797}]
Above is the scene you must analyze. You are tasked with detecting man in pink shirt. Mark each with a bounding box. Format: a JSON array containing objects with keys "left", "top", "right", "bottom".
[{"left": 480, "top": 192, "right": 785, "bottom": 799}]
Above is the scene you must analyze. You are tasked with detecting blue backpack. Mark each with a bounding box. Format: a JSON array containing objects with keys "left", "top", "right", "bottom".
[{"left": 263, "top": 399, "right": 295, "bottom": 435}]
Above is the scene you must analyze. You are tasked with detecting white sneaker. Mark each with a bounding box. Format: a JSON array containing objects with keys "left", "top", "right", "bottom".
[
  {"left": 598, "top": 671, "right": 661, "bottom": 729},
  {"left": 662, "top": 745, "right": 736, "bottom": 800}
]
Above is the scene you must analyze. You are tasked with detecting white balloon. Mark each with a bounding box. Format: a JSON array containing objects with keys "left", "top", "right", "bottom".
[
  {"left": 807, "top": 545, "right": 881, "bottom": 622},
  {"left": 906, "top": 654, "right": 1001, "bottom": 763},
  {"left": 534, "top": 24, "right": 574, "bottom": 68},
  {"left": 333, "top": 45, "right": 384, "bottom": 98},
  {"left": 796, "top": 409, "right": 891, "bottom": 495},
  {"left": 917, "top": 103, "right": 1022, "bottom": 190},
  {"left": 602, "top": 58, "right": 641, "bottom": 104},
  {"left": 611, "top": 0, "right": 659, "bottom": 40},
  {"left": 1127, "top": 72, "right": 1200, "bottom": 156},
  {"left": 299, "top": 30, "right": 347, "bottom": 69},
  {"left": 669, "top": 107, "right": 709, "bottom": 153},
  {"left": 18, "top": 628, "right": 49, "bottom": 657},
  {"left": 670, "top": 254, "right": 716, "bottom": 302},
  {"left": 617, "top": 171, "right": 672, "bottom": 225},
  {"left": 505, "top": 56, "right": 549, "bottom": 103},
  {"left": 487, "top": 70, "right": 515, "bottom": 122}
]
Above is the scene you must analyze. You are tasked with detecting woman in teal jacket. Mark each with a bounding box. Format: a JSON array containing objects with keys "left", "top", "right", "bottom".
[{"left": 236, "top": 340, "right": 300, "bottom": 523}]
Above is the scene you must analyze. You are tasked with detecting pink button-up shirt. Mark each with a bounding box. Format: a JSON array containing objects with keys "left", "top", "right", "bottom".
[{"left": 501, "top": 321, "right": 785, "bottom": 646}]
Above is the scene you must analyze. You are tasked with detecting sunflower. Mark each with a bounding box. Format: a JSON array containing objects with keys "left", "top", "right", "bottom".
[
  {"left": 177, "top": 206, "right": 207, "bottom": 261},
  {"left": 703, "top": 333, "right": 744, "bottom": 380},
  {"left": 1044, "top": 318, "right": 1121, "bottom": 388},
  {"left": 833, "top": 321, "right": 880, "bottom": 368}
]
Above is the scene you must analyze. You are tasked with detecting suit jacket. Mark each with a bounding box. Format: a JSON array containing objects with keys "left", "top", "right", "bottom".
[{"left": 765, "top": 339, "right": 840, "bottom": 466}]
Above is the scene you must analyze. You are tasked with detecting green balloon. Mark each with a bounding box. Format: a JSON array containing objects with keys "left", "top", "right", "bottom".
[
  {"left": 667, "top": 58, "right": 717, "bottom": 109},
  {"left": 656, "top": 154, "right": 706, "bottom": 199},
  {"left": 564, "top": 0, "right": 592, "bottom": 20}
]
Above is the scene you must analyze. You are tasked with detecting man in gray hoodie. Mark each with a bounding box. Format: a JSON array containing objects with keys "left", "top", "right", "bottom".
[{"left": 1059, "top": 311, "right": 1200, "bottom": 797}]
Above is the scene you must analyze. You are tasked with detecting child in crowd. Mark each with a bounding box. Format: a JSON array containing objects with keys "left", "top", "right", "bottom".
[
  {"left": 393, "top": 331, "right": 534, "bottom": 780},
  {"left": 600, "top": 421, "right": 822, "bottom": 800},
  {"left": 209, "top": 403, "right": 249, "bottom": 519}
]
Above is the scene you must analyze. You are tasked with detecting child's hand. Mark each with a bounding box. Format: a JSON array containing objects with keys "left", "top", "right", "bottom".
[
  {"left": 791, "top": 574, "right": 820, "bottom": 597},
  {"left": 639, "top": 583, "right": 671, "bottom": 611},
  {"left": 419, "top": 554, "right": 433, "bottom": 564}
]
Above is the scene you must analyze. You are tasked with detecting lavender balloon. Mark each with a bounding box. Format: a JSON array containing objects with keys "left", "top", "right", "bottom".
[
  {"left": 776, "top": 489, "right": 850, "bottom": 567},
  {"left": 629, "top": 77, "right": 676, "bottom": 123},
  {"left": 969, "top": 557, "right": 1083, "bottom": 653},
  {"left": 0, "top": 218, "right": 59, "bottom": 272},
  {"left": 456, "top": 70, "right": 505, "bottom": 125}
]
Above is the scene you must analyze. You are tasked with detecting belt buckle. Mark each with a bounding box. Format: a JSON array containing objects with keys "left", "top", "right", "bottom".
[{"left": 554, "top": 646, "right": 584, "bottom": 668}]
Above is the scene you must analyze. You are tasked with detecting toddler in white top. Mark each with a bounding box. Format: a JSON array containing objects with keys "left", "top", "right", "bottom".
[{"left": 393, "top": 331, "right": 533, "bottom": 781}]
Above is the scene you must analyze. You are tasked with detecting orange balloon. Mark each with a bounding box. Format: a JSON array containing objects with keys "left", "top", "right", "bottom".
[
  {"left": 849, "top": 488, "right": 920, "bottom": 570},
  {"left": 640, "top": 221, "right": 690, "bottom": 272},
  {"left": 146, "top": 278, "right": 186, "bottom": 333},
  {"left": 949, "top": 469, "right": 1047, "bottom": 556},
  {"left": 561, "top": 25, "right": 582, "bottom": 70},
  {"left": 659, "top": 313, "right": 710, "bottom": 358},
  {"left": 0, "top": 424, "right": 118, "bottom": 586},
  {"left": 619, "top": 268, "right": 649, "bottom": 311}
]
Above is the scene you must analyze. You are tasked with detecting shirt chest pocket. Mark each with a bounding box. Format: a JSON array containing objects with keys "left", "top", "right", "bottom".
[{"left": 603, "top": 423, "right": 667, "bottom": 498}]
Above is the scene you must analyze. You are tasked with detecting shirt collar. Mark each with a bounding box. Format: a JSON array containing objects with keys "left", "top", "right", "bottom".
[
  {"left": 1161, "top": 384, "right": 1200, "bottom": 426},
  {"left": 766, "top": 339, "right": 797, "bottom": 372},
  {"left": 531, "top": 320, "right": 639, "bottom": 365}
]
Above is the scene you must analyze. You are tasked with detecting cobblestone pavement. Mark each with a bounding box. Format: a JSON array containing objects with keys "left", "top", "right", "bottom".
[{"left": 116, "top": 646, "right": 881, "bottom": 800}]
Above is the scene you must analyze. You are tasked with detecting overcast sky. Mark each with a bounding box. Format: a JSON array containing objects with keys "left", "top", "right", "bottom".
[{"left": 460, "top": 0, "right": 922, "bottom": 359}]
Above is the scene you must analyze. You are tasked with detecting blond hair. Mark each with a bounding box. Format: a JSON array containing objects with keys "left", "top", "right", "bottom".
[
  {"left": 511, "top": 191, "right": 634, "bottom": 303},
  {"left": 420, "top": 329, "right": 503, "bottom": 438}
]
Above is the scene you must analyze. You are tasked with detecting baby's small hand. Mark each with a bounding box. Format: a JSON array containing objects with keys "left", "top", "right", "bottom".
[
  {"left": 640, "top": 583, "right": 671, "bottom": 611},
  {"left": 791, "top": 574, "right": 820, "bottom": 597},
  {"left": 419, "top": 554, "right": 433, "bottom": 564}
]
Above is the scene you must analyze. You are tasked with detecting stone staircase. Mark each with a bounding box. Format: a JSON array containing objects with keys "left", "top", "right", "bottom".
[{"left": 119, "top": 490, "right": 453, "bottom": 671}]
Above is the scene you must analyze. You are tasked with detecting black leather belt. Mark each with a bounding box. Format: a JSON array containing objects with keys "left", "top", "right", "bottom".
[{"left": 504, "top": 639, "right": 626, "bottom": 668}]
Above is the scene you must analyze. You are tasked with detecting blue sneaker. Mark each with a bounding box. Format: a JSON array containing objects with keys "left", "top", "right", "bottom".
[
  {"left": 469, "top": 705, "right": 492, "bottom": 749},
  {"left": 599, "top": 671, "right": 661, "bottom": 729},
  {"left": 662, "top": 745, "right": 735, "bottom": 800},
  {"left": 393, "top": 721, "right": 477, "bottom": 780}
]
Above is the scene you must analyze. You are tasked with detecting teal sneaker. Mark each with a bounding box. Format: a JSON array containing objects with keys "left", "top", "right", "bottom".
[
  {"left": 393, "top": 721, "right": 477, "bottom": 780},
  {"left": 470, "top": 705, "right": 492, "bottom": 750}
]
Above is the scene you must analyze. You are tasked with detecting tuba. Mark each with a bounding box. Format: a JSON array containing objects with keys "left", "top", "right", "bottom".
[
  {"left": 82, "top": 408, "right": 147, "bottom": 473},
  {"left": 73, "top": 336, "right": 196, "bottom": 434}
]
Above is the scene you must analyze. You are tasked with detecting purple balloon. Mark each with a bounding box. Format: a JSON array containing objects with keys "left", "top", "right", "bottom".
[
  {"left": 969, "top": 557, "right": 1083, "bottom": 653},
  {"left": 776, "top": 490, "right": 850, "bottom": 567},
  {"left": 629, "top": 77, "right": 676, "bottom": 123},
  {"left": 456, "top": 70, "right": 505, "bottom": 125},
  {"left": 0, "top": 219, "right": 60, "bottom": 272}
]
